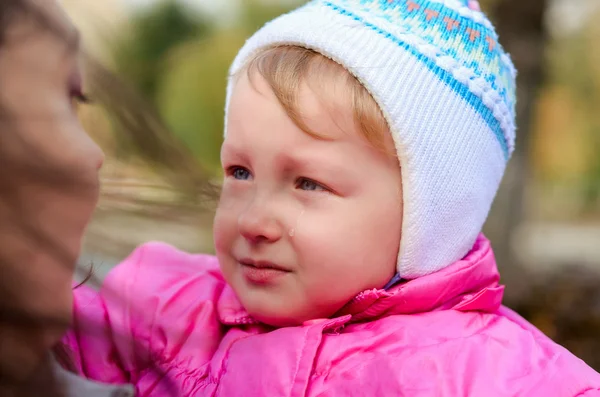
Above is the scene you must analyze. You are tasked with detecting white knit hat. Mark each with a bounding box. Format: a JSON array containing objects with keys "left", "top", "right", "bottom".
[{"left": 225, "top": 0, "right": 517, "bottom": 279}]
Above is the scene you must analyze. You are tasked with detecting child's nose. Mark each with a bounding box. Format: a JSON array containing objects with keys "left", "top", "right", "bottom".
[{"left": 237, "top": 200, "right": 283, "bottom": 244}]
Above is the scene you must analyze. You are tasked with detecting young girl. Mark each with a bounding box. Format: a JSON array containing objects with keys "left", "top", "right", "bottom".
[{"left": 64, "top": 0, "right": 600, "bottom": 395}]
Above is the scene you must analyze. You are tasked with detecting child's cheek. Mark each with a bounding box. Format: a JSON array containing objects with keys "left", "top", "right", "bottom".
[
  {"left": 212, "top": 210, "right": 230, "bottom": 255},
  {"left": 213, "top": 182, "right": 247, "bottom": 253},
  {"left": 217, "top": 179, "right": 250, "bottom": 210},
  {"left": 290, "top": 211, "right": 330, "bottom": 260}
]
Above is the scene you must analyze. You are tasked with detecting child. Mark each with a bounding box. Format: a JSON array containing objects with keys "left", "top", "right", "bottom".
[{"left": 64, "top": 0, "right": 600, "bottom": 395}]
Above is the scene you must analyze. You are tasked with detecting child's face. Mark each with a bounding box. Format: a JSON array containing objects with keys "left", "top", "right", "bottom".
[{"left": 214, "top": 72, "right": 402, "bottom": 326}]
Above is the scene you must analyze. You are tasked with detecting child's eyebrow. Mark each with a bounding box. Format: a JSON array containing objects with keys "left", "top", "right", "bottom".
[
  {"left": 220, "top": 143, "right": 251, "bottom": 163},
  {"left": 221, "top": 142, "right": 351, "bottom": 175},
  {"left": 279, "top": 152, "right": 350, "bottom": 175},
  {"left": 220, "top": 142, "right": 240, "bottom": 155}
]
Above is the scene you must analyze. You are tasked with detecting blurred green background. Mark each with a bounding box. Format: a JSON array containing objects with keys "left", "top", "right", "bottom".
[{"left": 64, "top": 0, "right": 600, "bottom": 369}]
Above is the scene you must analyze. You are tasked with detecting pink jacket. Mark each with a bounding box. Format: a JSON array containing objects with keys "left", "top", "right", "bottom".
[{"left": 64, "top": 235, "right": 600, "bottom": 396}]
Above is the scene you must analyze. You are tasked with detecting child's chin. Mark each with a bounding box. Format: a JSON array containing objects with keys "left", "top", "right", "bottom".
[
  {"left": 245, "top": 304, "right": 301, "bottom": 327},
  {"left": 235, "top": 285, "right": 341, "bottom": 327},
  {"left": 241, "top": 298, "right": 306, "bottom": 327}
]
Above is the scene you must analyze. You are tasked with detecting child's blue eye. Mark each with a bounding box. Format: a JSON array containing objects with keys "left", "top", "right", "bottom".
[
  {"left": 297, "top": 178, "right": 326, "bottom": 192},
  {"left": 231, "top": 167, "right": 251, "bottom": 180}
]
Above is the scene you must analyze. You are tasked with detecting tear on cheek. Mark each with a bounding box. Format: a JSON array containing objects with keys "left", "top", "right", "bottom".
[{"left": 288, "top": 209, "right": 306, "bottom": 239}]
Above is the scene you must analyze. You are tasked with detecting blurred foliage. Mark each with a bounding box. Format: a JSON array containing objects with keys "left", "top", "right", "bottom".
[
  {"left": 238, "top": 0, "right": 299, "bottom": 34},
  {"left": 513, "top": 265, "right": 600, "bottom": 371},
  {"left": 113, "top": 0, "right": 211, "bottom": 100},
  {"left": 156, "top": 32, "right": 246, "bottom": 174},
  {"left": 532, "top": 6, "right": 600, "bottom": 215},
  {"left": 110, "top": 0, "right": 301, "bottom": 175}
]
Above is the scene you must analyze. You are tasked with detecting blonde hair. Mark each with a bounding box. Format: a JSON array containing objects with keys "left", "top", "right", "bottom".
[{"left": 239, "top": 46, "right": 392, "bottom": 155}]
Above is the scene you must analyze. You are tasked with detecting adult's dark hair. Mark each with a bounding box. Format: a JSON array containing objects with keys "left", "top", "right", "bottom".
[{"left": 0, "top": 0, "right": 213, "bottom": 395}]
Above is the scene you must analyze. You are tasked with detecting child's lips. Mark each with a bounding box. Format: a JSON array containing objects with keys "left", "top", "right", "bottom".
[
  {"left": 239, "top": 258, "right": 290, "bottom": 271},
  {"left": 238, "top": 259, "right": 291, "bottom": 284}
]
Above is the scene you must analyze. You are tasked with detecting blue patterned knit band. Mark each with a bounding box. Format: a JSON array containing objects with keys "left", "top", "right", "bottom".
[{"left": 322, "top": 0, "right": 516, "bottom": 158}]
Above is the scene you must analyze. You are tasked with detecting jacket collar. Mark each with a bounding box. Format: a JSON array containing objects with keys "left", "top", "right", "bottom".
[{"left": 217, "top": 234, "right": 503, "bottom": 326}]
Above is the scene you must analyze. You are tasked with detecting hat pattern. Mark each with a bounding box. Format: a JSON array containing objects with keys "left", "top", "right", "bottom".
[{"left": 323, "top": 0, "right": 516, "bottom": 157}]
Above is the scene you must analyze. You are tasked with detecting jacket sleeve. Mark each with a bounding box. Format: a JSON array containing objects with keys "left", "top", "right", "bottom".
[
  {"left": 61, "top": 244, "right": 150, "bottom": 384},
  {"left": 61, "top": 242, "right": 226, "bottom": 387}
]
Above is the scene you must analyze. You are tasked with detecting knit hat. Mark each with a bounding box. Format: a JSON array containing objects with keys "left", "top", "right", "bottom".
[{"left": 225, "top": 0, "right": 517, "bottom": 279}]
